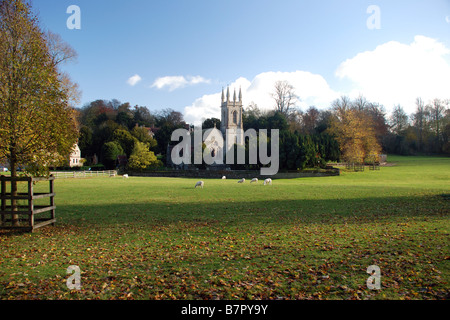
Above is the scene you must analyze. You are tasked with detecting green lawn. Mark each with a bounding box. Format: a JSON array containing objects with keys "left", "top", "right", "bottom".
[{"left": 0, "top": 155, "right": 449, "bottom": 300}]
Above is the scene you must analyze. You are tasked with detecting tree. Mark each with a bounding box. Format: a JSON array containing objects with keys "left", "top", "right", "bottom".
[
  {"left": 328, "top": 97, "right": 382, "bottom": 164},
  {"left": 272, "top": 80, "right": 298, "bottom": 115},
  {"left": 112, "top": 129, "right": 138, "bottom": 157},
  {"left": 279, "top": 131, "right": 301, "bottom": 170},
  {"left": 78, "top": 126, "right": 93, "bottom": 157},
  {"left": 411, "top": 97, "right": 429, "bottom": 153},
  {"left": 267, "top": 111, "right": 289, "bottom": 133},
  {"left": 390, "top": 105, "right": 409, "bottom": 135},
  {"left": 133, "top": 105, "right": 155, "bottom": 127},
  {"left": 331, "top": 96, "right": 352, "bottom": 113},
  {"left": 116, "top": 111, "right": 134, "bottom": 129},
  {"left": 243, "top": 103, "right": 264, "bottom": 131},
  {"left": 128, "top": 141, "right": 159, "bottom": 171},
  {"left": 202, "top": 118, "right": 221, "bottom": 129},
  {"left": 154, "top": 109, "right": 187, "bottom": 155},
  {"left": 102, "top": 141, "right": 124, "bottom": 169},
  {"left": 130, "top": 126, "right": 157, "bottom": 151},
  {"left": 0, "top": 0, "right": 79, "bottom": 225},
  {"left": 364, "top": 102, "right": 389, "bottom": 145},
  {"left": 427, "top": 99, "right": 447, "bottom": 152},
  {"left": 302, "top": 106, "right": 321, "bottom": 134}
]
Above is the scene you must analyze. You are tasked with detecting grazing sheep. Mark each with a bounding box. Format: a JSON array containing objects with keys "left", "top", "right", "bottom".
[
  {"left": 250, "top": 178, "right": 258, "bottom": 183},
  {"left": 263, "top": 178, "right": 272, "bottom": 185},
  {"left": 123, "top": 174, "right": 129, "bottom": 178},
  {"left": 222, "top": 176, "right": 226, "bottom": 179},
  {"left": 195, "top": 181, "right": 204, "bottom": 188},
  {"left": 237, "top": 178, "right": 245, "bottom": 183}
]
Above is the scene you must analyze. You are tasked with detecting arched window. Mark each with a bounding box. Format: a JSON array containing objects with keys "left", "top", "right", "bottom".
[{"left": 232, "top": 111, "right": 237, "bottom": 124}]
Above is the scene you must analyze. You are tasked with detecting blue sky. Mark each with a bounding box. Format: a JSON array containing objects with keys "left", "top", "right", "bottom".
[{"left": 33, "top": 0, "right": 450, "bottom": 124}]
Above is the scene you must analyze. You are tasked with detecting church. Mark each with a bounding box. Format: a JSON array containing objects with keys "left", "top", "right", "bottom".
[
  {"left": 203, "top": 87, "right": 244, "bottom": 165},
  {"left": 167, "top": 87, "right": 245, "bottom": 168}
]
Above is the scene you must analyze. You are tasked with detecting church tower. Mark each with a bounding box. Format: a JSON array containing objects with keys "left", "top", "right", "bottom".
[{"left": 220, "top": 87, "right": 244, "bottom": 153}]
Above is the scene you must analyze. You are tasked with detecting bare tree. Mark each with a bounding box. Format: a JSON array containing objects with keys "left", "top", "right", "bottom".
[
  {"left": 428, "top": 98, "right": 447, "bottom": 150},
  {"left": 45, "top": 30, "right": 78, "bottom": 65},
  {"left": 390, "top": 105, "right": 409, "bottom": 135},
  {"left": 44, "top": 31, "right": 81, "bottom": 107},
  {"left": 331, "top": 96, "right": 352, "bottom": 117},
  {"left": 272, "top": 80, "right": 298, "bottom": 115},
  {"left": 412, "top": 97, "right": 429, "bottom": 152},
  {"left": 353, "top": 95, "right": 368, "bottom": 111}
]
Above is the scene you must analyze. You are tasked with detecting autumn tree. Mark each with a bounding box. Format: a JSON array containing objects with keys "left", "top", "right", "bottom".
[
  {"left": 127, "top": 141, "right": 159, "bottom": 171},
  {"left": 328, "top": 97, "right": 382, "bottom": 164},
  {"left": 130, "top": 126, "right": 157, "bottom": 151},
  {"left": 0, "top": 0, "right": 79, "bottom": 225}
]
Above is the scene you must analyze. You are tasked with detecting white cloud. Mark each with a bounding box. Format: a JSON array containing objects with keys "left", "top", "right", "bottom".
[
  {"left": 184, "top": 35, "right": 450, "bottom": 125},
  {"left": 335, "top": 35, "right": 450, "bottom": 114},
  {"left": 151, "top": 75, "right": 210, "bottom": 91},
  {"left": 127, "top": 74, "right": 142, "bottom": 86},
  {"left": 184, "top": 71, "right": 339, "bottom": 125}
]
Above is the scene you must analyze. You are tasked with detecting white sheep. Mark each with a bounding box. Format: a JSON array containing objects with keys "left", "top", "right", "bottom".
[
  {"left": 123, "top": 174, "right": 129, "bottom": 179},
  {"left": 237, "top": 178, "right": 245, "bottom": 183},
  {"left": 250, "top": 178, "right": 258, "bottom": 183},
  {"left": 222, "top": 176, "right": 226, "bottom": 179},
  {"left": 264, "top": 178, "right": 272, "bottom": 185},
  {"left": 195, "top": 181, "right": 204, "bottom": 188}
]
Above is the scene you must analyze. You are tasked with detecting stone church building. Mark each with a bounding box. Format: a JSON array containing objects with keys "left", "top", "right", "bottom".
[
  {"left": 167, "top": 87, "right": 244, "bottom": 168},
  {"left": 203, "top": 87, "right": 244, "bottom": 165}
]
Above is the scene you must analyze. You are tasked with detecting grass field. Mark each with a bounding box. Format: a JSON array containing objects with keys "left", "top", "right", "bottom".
[{"left": 0, "top": 156, "right": 449, "bottom": 300}]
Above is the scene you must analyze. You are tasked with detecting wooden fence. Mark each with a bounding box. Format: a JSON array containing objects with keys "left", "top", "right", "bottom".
[
  {"left": 50, "top": 170, "right": 117, "bottom": 179},
  {"left": 0, "top": 175, "right": 56, "bottom": 232}
]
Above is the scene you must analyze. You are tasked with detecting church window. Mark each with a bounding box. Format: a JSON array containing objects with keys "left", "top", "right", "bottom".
[{"left": 232, "top": 111, "right": 237, "bottom": 124}]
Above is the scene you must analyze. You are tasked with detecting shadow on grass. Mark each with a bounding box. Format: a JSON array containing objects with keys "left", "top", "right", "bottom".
[{"left": 46, "top": 194, "right": 449, "bottom": 231}]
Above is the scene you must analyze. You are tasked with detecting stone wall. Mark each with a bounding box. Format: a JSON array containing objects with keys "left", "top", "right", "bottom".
[{"left": 128, "top": 168, "right": 340, "bottom": 179}]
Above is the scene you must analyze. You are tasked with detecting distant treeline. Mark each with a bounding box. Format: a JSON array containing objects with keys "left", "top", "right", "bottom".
[{"left": 75, "top": 95, "right": 449, "bottom": 170}]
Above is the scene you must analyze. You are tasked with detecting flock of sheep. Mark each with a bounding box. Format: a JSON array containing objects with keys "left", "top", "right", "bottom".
[
  {"left": 119, "top": 173, "right": 272, "bottom": 189},
  {"left": 194, "top": 177, "right": 272, "bottom": 189}
]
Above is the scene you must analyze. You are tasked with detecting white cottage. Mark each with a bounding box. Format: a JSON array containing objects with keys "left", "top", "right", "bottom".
[{"left": 69, "top": 144, "right": 82, "bottom": 167}]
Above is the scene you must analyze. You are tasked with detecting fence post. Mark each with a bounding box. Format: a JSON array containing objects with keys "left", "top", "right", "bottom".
[
  {"left": 50, "top": 177, "right": 55, "bottom": 226},
  {"left": 28, "top": 178, "right": 34, "bottom": 231},
  {"left": 1, "top": 176, "right": 5, "bottom": 226}
]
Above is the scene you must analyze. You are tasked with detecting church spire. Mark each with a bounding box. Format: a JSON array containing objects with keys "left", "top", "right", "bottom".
[
  {"left": 221, "top": 87, "right": 225, "bottom": 104},
  {"left": 239, "top": 87, "right": 242, "bottom": 102},
  {"left": 233, "top": 88, "right": 237, "bottom": 102},
  {"left": 226, "top": 87, "right": 230, "bottom": 102}
]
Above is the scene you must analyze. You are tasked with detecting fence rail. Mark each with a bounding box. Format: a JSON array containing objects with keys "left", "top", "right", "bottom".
[
  {"left": 1, "top": 175, "right": 55, "bottom": 232},
  {"left": 50, "top": 170, "right": 117, "bottom": 179}
]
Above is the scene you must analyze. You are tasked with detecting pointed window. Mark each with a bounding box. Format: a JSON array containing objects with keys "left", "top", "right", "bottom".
[{"left": 232, "top": 111, "right": 237, "bottom": 124}]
